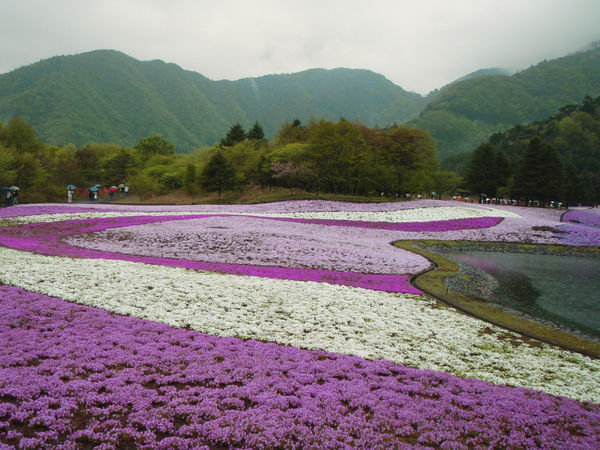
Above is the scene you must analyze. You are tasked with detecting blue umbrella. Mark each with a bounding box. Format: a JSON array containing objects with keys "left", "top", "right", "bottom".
[
  {"left": 89, "top": 186, "right": 98, "bottom": 192},
  {"left": 66, "top": 184, "right": 76, "bottom": 190}
]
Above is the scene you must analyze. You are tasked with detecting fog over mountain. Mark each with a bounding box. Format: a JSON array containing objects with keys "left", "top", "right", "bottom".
[{"left": 2, "top": 0, "right": 599, "bottom": 95}]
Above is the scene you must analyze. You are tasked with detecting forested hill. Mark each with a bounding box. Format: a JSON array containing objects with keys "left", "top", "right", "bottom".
[
  {"left": 463, "top": 95, "right": 600, "bottom": 205},
  {"left": 413, "top": 46, "right": 600, "bottom": 160},
  {"left": 0, "top": 50, "right": 427, "bottom": 151}
]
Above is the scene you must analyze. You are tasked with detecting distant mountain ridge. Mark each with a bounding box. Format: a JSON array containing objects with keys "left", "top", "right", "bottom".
[
  {"left": 413, "top": 46, "right": 600, "bottom": 159},
  {"left": 0, "top": 50, "right": 427, "bottom": 151}
]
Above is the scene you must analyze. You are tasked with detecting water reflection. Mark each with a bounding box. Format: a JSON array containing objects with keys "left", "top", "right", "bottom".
[{"left": 437, "top": 250, "right": 600, "bottom": 338}]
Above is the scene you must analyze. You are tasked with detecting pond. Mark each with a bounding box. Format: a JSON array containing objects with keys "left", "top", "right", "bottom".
[{"left": 436, "top": 249, "right": 600, "bottom": 339}]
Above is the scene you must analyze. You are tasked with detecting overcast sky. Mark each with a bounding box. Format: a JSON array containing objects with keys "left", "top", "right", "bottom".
[{"left": 1, "top": 0, "right": 599, "bottom": 95}]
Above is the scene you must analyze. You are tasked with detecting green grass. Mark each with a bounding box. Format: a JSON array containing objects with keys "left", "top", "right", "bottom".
[{"left": 396, "top": 240, "right": 600, "bottom": 358}]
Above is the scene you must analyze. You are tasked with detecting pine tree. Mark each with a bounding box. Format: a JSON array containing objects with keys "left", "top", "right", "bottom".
[
  {"left": 201, "top": 151, "right": 237, "bottom": 198},
  {"left": 220, "top": 124, "right": 246, "bottom": 147},
  {"left": 512, "top": 138, "right": 563, "bottom": 204},
  {"left": 466, "top": 143, "right": 500, "bottom": 197},
  {"left": 247, "top": 121, "right": 265, "bottom": 141}
]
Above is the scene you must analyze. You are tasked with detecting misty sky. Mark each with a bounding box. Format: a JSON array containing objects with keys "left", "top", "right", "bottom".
[{"left": 1, "top": 0, "right": 599, "bottom": 95}]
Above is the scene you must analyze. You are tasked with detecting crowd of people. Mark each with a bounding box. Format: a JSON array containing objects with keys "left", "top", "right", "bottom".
[{"left": 67, "top": 184, "right": 129, "bottom": 203}]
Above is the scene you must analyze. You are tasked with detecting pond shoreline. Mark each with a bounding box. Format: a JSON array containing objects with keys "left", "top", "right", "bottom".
[
  {"left": 444, "top": 254, "right": 600, "bottom": 344},
  {"left": 396, "top": 240, "right": 600, "bottom": 358},
  {"left": 425, "top": 239, "right": 600, "bottom": 258}
]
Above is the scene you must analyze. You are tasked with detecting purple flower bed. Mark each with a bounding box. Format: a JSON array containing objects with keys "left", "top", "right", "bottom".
[
  {"left": 0, "top": 215, "right": 422, "bottom": 294},
  {"left": 562, "top": 209, "right": 600, "bottom": 230},
  {"left": 1, "top": 285, "right": 598, "bottom": 449},
  {"left": 557, "top": 208, "right": 600, "bottom": 245},
  {"left": 556, "top": 223, "right": 600, "bottom": 246}
]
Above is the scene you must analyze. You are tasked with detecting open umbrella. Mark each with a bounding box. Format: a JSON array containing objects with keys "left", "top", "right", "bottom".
[
  {"left": 109, "top": 186, "right": 118, "bottom": 193},
  {"left": 88, "top": 186, "right": 98, "bottom": 192},
  {"left": 66, "top": 184, "right": 76, "bottom": 190},
  {"left": 118, "top": 183, "right": 125, "bottom": 189},
  {"left": 9, "top": 186, "right": 19, "bottom": 191}
]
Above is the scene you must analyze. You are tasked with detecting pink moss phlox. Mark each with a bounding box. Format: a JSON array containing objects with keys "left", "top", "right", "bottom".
[
  {"left": 1, "top": 286, "right": 599, "bottom": 448},
  {"left": 272, "top": 216, "right": 503, "bottom": 231},
  {"left": 557, "top": 208, "right": 600, "bottom": 245},
  {"left": 556, "top": 223, "right": 600, "bottom": 246},
  {"left": 562, "top": 208, "right": 600, "bottom": 230}
]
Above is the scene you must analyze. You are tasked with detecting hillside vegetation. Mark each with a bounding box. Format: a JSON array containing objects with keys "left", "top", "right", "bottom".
[
  {"left": 414, "top": 46, "right": 600, "bottom": 159},
  {"left": 0, "top": 50, "right": 427, "bottom": 151},
  {"left": 463, "top": 95, "right": 600, "bottom": 205}
]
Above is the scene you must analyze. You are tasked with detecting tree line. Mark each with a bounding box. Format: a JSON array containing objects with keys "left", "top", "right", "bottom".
[{"left": 0, "top": 117, "right": 452, "bottom": 203}]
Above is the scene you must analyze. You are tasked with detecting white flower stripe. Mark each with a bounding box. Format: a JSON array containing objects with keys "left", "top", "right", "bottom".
[{"left": 257, "top": 206, "right": 523, "bottom": 222}]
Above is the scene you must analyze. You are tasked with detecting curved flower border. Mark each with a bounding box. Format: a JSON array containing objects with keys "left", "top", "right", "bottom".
[{"left": 0, "top": 213, "right": 503, "bottom": 294}]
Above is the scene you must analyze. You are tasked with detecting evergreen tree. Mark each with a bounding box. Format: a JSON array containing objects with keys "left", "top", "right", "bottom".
[
  {"left": 495, "top": 150, "right": 510, "bottom": 188},
  {"left": 247, "top": 121, "right": 265, "bottom": 141},
  {"left": 466, "top": 143, "right": 500, "bottom": 196},
  {"left": 512, "top": 138, "right": 563, "bottom": 204},
  {"left": 76, "top": 146, "right": 101, "bottom": 187},
  {"left": 220, "top": 124, "right": 246, "bottom": 147},
  {"left": 201, "top": 151, "right": 237, "bottom": 198}
]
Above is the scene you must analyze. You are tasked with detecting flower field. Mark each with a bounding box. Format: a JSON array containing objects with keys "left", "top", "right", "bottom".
[{"left": 1, "top": 200, "right": 599, "bottom": 448}]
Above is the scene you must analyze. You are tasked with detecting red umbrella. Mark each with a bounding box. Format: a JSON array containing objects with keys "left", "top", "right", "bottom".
[{"left": 109, "top": 186, "right": 118, "bottom": 192}]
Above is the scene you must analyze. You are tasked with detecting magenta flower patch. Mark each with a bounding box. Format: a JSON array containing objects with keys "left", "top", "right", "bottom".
[{"left": 265, "top": 215, "right": 503, "bottom": 231}]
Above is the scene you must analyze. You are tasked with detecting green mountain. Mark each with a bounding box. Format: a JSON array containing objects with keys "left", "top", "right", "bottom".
[
  {"left": 413, "top": 46, "right": 600, "bottom": 160},
  {"left": 0, "top": 50, "right": 427, "bottom": 151}
]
